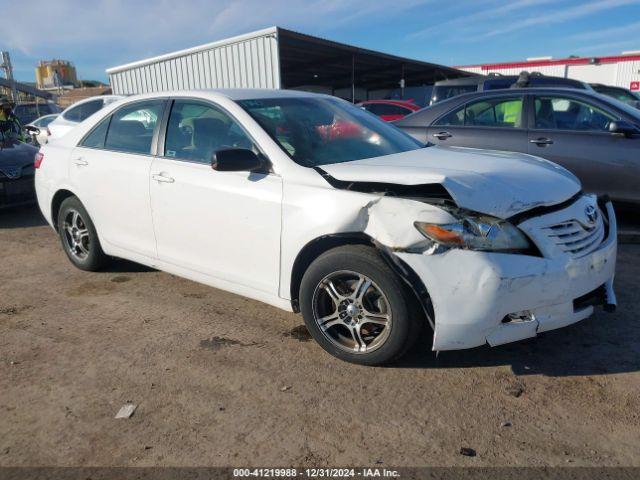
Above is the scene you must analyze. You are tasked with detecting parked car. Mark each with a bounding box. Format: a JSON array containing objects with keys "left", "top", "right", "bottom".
[
  {"left": 35, "top": 89, "right": 616, "bottom": 365},
  {"left": 396, "top": 88, "right": 640, "bottom": 208},
  {"left": 0, "top": 132, "right": 39, "bottom": 208},
  {"left": 358, "top": 100, "right": 421, "bottom": 121},
  {"left": 590, "top": 84, "right": 640, "bottom": 109},
  {"left": 430, "top": 72, "right": 591, "bottom": 105},
  {"left": 48, "top": 95, "right": 123, "bottom": 139},
  {"left": 13, "top": 102, "right": 61, "bottom": 125},
  {"left": 25, "top": 114, "right": 59, "bottom": 145},
  {"left": 386, "top": 86, "right": 434, "bottom": 107}
]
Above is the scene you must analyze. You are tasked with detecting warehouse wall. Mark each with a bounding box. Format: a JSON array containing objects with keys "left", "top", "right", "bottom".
[
  {"left": 108, "top": 32, "right": 280, "bottom": 95},
  {"left": 615, "top": 59, "right": 640, "bottom": 90},
  {"left": 460, "top": 60, "right": 640, "bottom": 90}
]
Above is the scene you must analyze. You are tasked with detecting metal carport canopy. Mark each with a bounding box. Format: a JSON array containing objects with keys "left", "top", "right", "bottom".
[
  {"left": 105, "top": 26, "right": 474, "bottom": 98},
  {"left": 276, "top": 27, "right": 473, "bottom": 94}
]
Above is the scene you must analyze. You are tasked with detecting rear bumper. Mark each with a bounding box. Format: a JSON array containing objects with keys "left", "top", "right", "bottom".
[
  {"left": 394, "top": 200, "right": 617, "bottom": 351},
  {"left": 0, "top": 175, "right": 36, "bottom": 209}
]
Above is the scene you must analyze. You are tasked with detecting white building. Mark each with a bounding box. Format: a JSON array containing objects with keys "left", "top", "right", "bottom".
[
  {"left": 458, "top": 52, "right": 640, "bottom": 91},
  {"left": 106, "top": 27, "right": 470, "bottom": 103}
]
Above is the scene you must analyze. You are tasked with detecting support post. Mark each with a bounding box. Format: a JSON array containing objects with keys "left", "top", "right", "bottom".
[{"left": 351, "top": 54, "right": 355, "bottom": 103}]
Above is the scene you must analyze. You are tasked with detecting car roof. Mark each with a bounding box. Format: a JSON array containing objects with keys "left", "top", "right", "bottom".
[
  {"left": 29, "top": 113, "right": 58, "bottom": 123},
  {"left": 60, "top": 95, "right": 124, "bottom": 111},
  {"left": 180, "top": 88, "right": 327, "bottom": 100},
  {"left": 434, "top": 74, "right": 582, "bottom": 87}
]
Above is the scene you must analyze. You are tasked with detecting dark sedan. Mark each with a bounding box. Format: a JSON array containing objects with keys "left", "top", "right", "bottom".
[
  {"left": 0, "top": 137, "right": 39, "bottom": 209},
  {"left": 395, "top": 88, "right": 640, "bottom": 207}
]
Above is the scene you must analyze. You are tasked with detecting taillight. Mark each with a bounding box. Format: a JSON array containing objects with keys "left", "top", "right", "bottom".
[{"left": 34, "top": 152, "right": 44, "bottom": 169}]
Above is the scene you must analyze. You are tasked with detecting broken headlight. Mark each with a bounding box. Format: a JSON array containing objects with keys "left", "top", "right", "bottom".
[{"left": 414, "top": 214, "right": 532, "bottom": 252}]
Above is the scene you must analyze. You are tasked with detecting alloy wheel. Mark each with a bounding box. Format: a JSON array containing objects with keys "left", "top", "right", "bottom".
[
  {"left": 62, "top": 209, "right": 91, "bottom": 260},
  {"left": 312, "top": 270, "right": 392, "bottom": 354}
]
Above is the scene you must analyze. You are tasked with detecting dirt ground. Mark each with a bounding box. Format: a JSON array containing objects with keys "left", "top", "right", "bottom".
[{"left": 1, "top": 205, "right": 639, "bottom": 468}]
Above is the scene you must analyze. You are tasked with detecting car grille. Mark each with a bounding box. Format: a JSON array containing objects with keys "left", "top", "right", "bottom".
[{"left": 542, "top": 213, "right": 605, "bottom": 258}]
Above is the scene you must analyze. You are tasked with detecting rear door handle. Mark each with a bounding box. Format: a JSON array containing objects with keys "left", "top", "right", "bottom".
[
  {"left": 152, "top": 173, "right": 175, "bottom": 184},
  {"left": 433, "top": 131, "right": 452, "bottom": 140},
  {"left": 73, "top": 157, "right": 88, "bottom": 166},
  {"left": 529, "top": 138, "right": 554, "bottom": 145}
]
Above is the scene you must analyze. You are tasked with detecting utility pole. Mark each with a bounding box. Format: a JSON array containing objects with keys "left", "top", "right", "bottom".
[{"left": 0, "top": 51, "right": 18, "bottom": 103}]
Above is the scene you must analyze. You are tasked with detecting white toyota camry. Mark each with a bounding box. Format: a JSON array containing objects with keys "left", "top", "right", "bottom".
[{"left": 35, "top": 89, "right": 617, "bottom": 365}]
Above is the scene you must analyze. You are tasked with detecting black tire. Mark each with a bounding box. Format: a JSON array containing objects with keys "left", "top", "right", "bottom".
[
  {"left": 299, "top": 245, "right": 423, "bottom": 365},
  {"left": 57, "top": 196, "right": 108, "bottom": 271}
]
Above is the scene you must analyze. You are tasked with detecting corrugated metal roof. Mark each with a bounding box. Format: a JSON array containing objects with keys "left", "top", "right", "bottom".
[{"left": 106, "top": 26, "right": 278, "bottom": 74}]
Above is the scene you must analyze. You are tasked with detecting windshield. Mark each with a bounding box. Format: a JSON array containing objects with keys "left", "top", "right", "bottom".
[
  {"left": 598, "top": 94, "right": 640, "bottom": 124},
  {"left": 237, "top": 97, "right": 423, "bottom": 167},
  {"left": 594, "top": 86, "right": 639, "bottom": 103}
]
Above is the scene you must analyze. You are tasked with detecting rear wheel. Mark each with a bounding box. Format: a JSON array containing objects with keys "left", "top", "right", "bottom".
[
  {"left": 300, "top": 245, "right": 422, "bottom": 365},
  {"left": 57, "top": 196, "right": 108, "bottom": 271}
]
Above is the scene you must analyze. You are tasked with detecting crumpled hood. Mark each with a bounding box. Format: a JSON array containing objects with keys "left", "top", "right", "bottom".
[
  {"left": 320, "top": 146, "right": 581, "bottom": 218},
  {"left": 0, "top": 140, "right": 38, "bottom": 178}
]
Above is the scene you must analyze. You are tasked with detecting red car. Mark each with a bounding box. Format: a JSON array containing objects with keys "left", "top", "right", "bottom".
[{"left": 358, "top": 100, "right": 421, "bottom": 121}]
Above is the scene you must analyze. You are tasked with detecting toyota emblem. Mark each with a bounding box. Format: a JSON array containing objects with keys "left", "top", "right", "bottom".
[{"left": 585, "top": 205, "right": 598, "bottom": 225}]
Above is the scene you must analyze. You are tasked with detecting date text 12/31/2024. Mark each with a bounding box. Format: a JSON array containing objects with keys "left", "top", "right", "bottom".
[{"left": 233, "top": 468, "right": 400, "bottom": 478}]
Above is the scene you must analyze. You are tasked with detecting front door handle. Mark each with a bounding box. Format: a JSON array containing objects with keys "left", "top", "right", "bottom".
[
  {"left": 433, "top": 131, "right": 452, "bottom": 140},
  {"left": 529, "top": 137, "right": 554, "bottom": 146},
  {"left": 73, "top": 157, "right": 88, "bottom": 166},
  {"left": 152, "top": 173, "right": 175, "bottom": 184}
]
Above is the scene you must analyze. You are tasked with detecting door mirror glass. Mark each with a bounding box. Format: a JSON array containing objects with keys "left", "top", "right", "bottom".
[
  {"left": 609, "top": 120, "right": 640, "bottom": 137},
  {"left": 211, "top": 148, "right": 266, "bottom": 172}
]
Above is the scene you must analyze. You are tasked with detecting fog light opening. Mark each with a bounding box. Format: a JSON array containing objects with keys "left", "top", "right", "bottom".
[{"left": 502, "top": 311, "right": 536, "bottom": 324}]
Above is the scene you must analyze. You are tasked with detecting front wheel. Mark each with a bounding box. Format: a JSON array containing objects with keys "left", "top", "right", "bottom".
[
  {"left": 299, "top": 245, "right": 423, "bottom": 365},
  {"left": 57, "top": 196, "right": 108, "bottom": 271}
]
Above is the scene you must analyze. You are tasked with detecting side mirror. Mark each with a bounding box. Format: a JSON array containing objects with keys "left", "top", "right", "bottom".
[
  {"left": 609, "top": 120, "right": 639, "bottom": 137},
  {"left": 23, "top": 125, "right": 40, "bottom": 135},
  {"left": 211, "top": 148, "right": 267, "bottom": 173}
]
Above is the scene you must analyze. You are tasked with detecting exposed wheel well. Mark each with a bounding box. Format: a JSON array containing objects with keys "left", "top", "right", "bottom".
[
  {"left": 289, "top": 233, "right": 373, "bottom": 312},
  {"left": 51, "top": 189, "right": 76, "bottom": 231},
  {"left": 289, "top": 233, "right": 434, "bottom": 329}
]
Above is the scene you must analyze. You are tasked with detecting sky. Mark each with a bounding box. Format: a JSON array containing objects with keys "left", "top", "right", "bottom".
[{"left": 3, "top": 0, "right": 640, "bottom": 83}]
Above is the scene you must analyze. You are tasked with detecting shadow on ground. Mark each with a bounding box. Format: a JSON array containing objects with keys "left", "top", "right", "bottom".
[
  {"left": 395, "top": 313, "right": 639, "bottom": 377},
  {"left": 0, "top": 204, "right": 47, "bottom": 228},
  {"left": 396, "top": 246, "right": 640, "bottom": 377},
  {"left": 102, "top": 258, "right": 156, "bottom": 273},
  {"left": 4, "top": 202, "right": 639, "bottom": 378}
]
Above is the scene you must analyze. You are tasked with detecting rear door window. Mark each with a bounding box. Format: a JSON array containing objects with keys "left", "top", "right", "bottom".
[
  {"left": 435, "top": 96, "right": 524, "bottom": 128},
  {"left": 103, "top": 100, "right": 164, "bottom": 154},
  {"left": 80, "top": 116, "right": 111, "bottom": 149}
]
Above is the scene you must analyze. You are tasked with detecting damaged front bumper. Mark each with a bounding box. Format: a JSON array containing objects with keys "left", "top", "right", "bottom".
[{"left": 394, "top": 199, "right": 617, "bottom": 351}]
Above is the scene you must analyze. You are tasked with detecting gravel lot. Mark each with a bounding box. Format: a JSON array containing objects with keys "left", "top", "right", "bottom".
[{"left": 1, "top": 205, "right": 639, "bottom": 467}]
